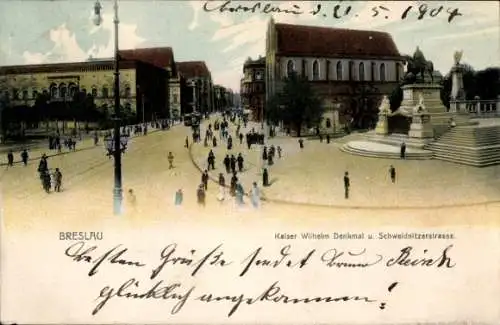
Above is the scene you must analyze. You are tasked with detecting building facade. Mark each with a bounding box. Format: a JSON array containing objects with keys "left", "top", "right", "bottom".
[
  {"left": 0, "top": 47, "right": 176, "bottom": 124},
  {"left": 241, "top": 56, "right": 265, "bottom": 121},
  {"left": 176, "top": 61, "right": 214, "bottom": 115},
  {"left": 265, "top": 19, "right": 405, "bottom": 129}
]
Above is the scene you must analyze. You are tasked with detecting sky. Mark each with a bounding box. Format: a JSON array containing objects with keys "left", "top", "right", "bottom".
[{"left": 0, "top": 0, "right": 498, "bottom": 92}]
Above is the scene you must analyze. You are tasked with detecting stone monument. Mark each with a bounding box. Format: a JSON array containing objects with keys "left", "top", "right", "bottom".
[
  {"left": 449, "top": 50, "right": 466, "bottom": 113},
  {"left": 375, "top": 95, "right": 391, "bottom": 135},
  {"left": 408, "top": 94, "right": 434, "bottom": 139}
]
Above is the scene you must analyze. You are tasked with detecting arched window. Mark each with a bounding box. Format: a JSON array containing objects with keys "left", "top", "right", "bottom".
[
  {"left": 336, "top": 61, "right": 343, "bottom": 80},
  {"left": 124, "top": 86, "right": 131, "bottom": 97},
  {"left": 59, "top": 83, "right": 67, "bottom": 98},
  {"left": 68, "top": 83, "right": 77, "bottom": 97},
  {"left": 371, "top": 62, "right": 376, "bottom": 81},
  {"left": 395, "top": 63, "right": 402, "bottom": 81},
  {"left": 91, "top": 87, "right": 98, "bottom": 97},
  {"left": 349, "top": 61, "right": 356, "bottom": 81},
  {"left": 50, "top": 83, "right": 58, "bottom": 98},
  {"left": 32, "top": 89, "right": 38, "bottom": 99},
  {"left": 326, "top": 118, "right": 332, "bottom": 128},
  {"left": 22, "top": 90, "right": 29, "bottom": 100},
  {"left": 286, "top": 60, "right": 294, "bottom": 77},
  {"left": 359, "top": 62, "right": 365, "bottom": 81},
  {"left": 326, "top": 60, "right": 331, "bottom": 81},
  {"left": 302, "top": 59, "right": 307, "bottom": 78},
  {"left": 312, "top": 60, "right": 319, "bottom": 80},
  {"left": 380, "top": 63, "right": 386, "bottom": 81},
  {"left": 102, "top": 86, "right": 109, "bottom": 98}
]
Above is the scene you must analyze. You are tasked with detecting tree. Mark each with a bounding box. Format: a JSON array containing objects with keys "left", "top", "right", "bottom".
[
  {"left": 266, "top": 72, "right": 323, "bottom": 137},
  {"left": 346, "top": 81, "right": 381, "bottom": 129}
]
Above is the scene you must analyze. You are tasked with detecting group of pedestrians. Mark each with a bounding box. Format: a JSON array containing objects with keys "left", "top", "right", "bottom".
[
  {"left": 6, "top": 149, "right": 29, "bottom": 167},
  {"left": 37, "top": 154, "right": 63, "bottom": 193}
]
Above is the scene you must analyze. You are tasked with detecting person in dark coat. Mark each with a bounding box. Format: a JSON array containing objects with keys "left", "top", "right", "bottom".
[
  {"left": 230, "top": 173, "right": 238, "bottom": 196},
  {"left": 326, "top": 134, "right": 330, "bottom": 144},
  {"left": 54, "top": 168, "right": 62, "bottom": 192},
  {"left": 213, "top": 136, "right": 217, "bottom": 147},
  {"left": 267, "top": 153, "right": 273, "bottom": 166},
  {"left": 400, "top": 142, "right": 406, "bottom": 159},
  {"left": 185, "top": 136, "right": 189, "bottom": 148},
  {"left": 230, "top": 155, "right": 237, "bottom": 174},
  {"left": 218, "top": 173, "right": 225, "bottom": 187},
  {"left": 262, "top": 168, "right": 269, "bottom": 187},
  {"left": 227, "top": 135, "right": 233, "bottom": 150},
  {"left": 389, "top": 165, "right": 396, "bottom": 183},
  {"left": 237, "top": 153, "right": 244, "bottom": 172},
  {"left": 319, "top": 134, "right": 323, "bottom": 143},
  {"left": 223, "top": 155, "right": 231, "bottom": 173},
  {"left": 21, "top": 149, "right": 28, "bottom": 166},
  {"left": 299, "top": 139, "right": 304, "bottom": 149},
  {"left": 262, "top": 146, "right": 268, "bottom": 161},
  {"left": 7, "top": 150, "right": 14, "bottom": 167},
  {"left": 239, "top": 133, "right": 243, "bottom": 145},
  {"left": 201, "top": 170, "right": 209, "bottom": 190},
  {"left": 197, "top": 184, "right": 206, "bottom": 206},
  {"left": 344, "top": 171, "right": 350, "bottom": 199},
  {"left": 42, "top": 171, "right": 51, "bottom": 193}
]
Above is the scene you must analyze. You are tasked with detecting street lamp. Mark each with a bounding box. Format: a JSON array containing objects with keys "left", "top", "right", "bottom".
[{"left": 93, "top": 0, "right": 123, "bottom": 215}]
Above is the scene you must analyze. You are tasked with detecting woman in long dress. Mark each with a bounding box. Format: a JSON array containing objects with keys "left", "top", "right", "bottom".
[{"left": 250, "top": 182, "right": 260, "bottom": 208}]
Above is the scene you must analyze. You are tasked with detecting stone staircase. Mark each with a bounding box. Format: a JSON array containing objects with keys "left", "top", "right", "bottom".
[{"left": 425, "top": 125, "right": 500, "bottom": 167}]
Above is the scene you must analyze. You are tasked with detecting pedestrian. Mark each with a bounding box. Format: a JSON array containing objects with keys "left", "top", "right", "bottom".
[
  {"left": 277, "top": 146, "right": 282, "bottom": 158},
  {"left": 217, "top": 184, "right": 226, "bottom": 203},
  {"left": 224, "top": 155, "right": 231, "bottom": 173},
  {"left": 319, "top": 134, "right": 323, "bottom": 143},
  {"left": 208, "top": 150, "right": 215, "bottom": 170},
  {"left": 239, "top": 132, "right": 243, "bottom": 145},
  {"left": 400, "top": 142, "right": 406, "bottom": 159},
  {"left": 230, "top": 155, "right": 236, "bottom": 174},
  {"left": 197, "top": 184, "right": 206, "bottom": 206},
  {"left": 175, "top": 189, "right": 183, "bottom": 206},
  {"left": 94, "top": 133, "right": 99, "bottom": 146},
  {"left": 389, "top": 165, "right": 396, "bottom": 183},
  {"left": 213, "top": 136, "right": 217, "bottom": 147},
  {"left": 326, "top": 134, "right": 330, "bottom": 144},
  {"left": 42, "top": 171, "right": 51, "bottom": 193},
  {"left": 235, "top": 182, "right": 244, "bottom": 206},
  {"left": 7, "top": 150, "right": 14, "bottom": 167},
  {"left": 185, "top": 136, "right": 189, "bottom": 148},
  {"left": 127, "top": 189, "right": 137, "bottom": 212},
  {"left": 344, "top": 171, "right": 350, "bottom": 199},
  {"left": 299, "top": 139, "right": 304, "bottom": 149},
  {"left": 201, "top": 170, "right": 209, "bottom": 190},
  {"left": 218, "top": 173, "right": 225, "bottom": 187},
  {"left": 267, "top": 153, "right": 273, "bottom": 166},
  {"left": 230, "top": 173, "right": 238, "bottom": 196},
  {"left": 237, "top": 153, "right": 244, "bottom": 172},
  {"left": 21, "top": 149, "right": 28, "bottom": 166},
  {"left": 250, "top": 182, "right": 260, "bottom": 208},
  {"left": 263, "top": 168, "right": 269, "bottom": 187},
  {"left": 168, "top": 152, "right": 174, "bottom": 169},
  {"left": 262, "top": 146, "right": 268, "bottom": 161},
  {"left": 53, "top": 168, "right": 62, "bottom": 192}
]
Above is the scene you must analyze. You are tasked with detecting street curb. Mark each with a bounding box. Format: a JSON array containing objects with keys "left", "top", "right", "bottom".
[{"left": 188, "top": 141, "right": 500, "bottom": 210}]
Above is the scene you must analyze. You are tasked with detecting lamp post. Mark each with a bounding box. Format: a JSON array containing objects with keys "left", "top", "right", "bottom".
[{"left": 94, "top": 0, "right": 123, "bottom": 215}]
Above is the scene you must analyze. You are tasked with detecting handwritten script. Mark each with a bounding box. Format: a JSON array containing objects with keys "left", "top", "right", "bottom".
[
  {"left": 64, "top": 241, "right": 456, "bottom": 317},
  {"left": 202, "top": 1, "right": 463, "bottom": 23}
]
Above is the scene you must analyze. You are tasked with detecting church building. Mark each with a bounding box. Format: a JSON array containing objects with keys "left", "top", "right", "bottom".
[{"left": 265, "top": 19, "right": 406, "bottom": 129}]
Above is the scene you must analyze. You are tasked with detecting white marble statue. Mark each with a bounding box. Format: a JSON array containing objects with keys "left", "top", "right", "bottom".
[
  {"left": 378, "top": 95, "right": 391, "bottom": 114},
  {"left": 454, "top": 50, "right": 463, "bottom": 66},
  {"left": 413, "top": 94, "right": 427, "bottom": 114}
]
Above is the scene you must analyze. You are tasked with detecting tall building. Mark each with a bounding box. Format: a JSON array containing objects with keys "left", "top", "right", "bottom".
[
  {"left": 241, "top": 56, "right": 265, "bottom": 121},
  {"left": 265, "top": 19, "right": 405, "bottom": 129},
  {"left": 176, "top": 61, "right": 214, "bottom": 115},
  {"left": 0, "top": 47, "right": 175, "bottom": 122}
]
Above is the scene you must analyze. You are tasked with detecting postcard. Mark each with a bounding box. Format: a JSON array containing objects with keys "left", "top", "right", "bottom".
[{"left": 0, "top": 0, "right": 499, "bottom": 324}]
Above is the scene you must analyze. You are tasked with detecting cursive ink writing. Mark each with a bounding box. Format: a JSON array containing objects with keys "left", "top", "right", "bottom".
[
  {"left": 150, "top": 243, "right": 231, "bottom": 280},
  {"left": 65, "top": 241, "right": 145, "bottom": 276},
  {"left": 93, "top": 278, "right": 194, "bottom": 315},
  {"left": 386, "top": 245, "right": 456, "bottom": 268},
  {"left": 239, "top": 245, "right": 315, "bottom": 276},
  {"left": 197, "top": 281, "right": 376, "bottom": 317},
  {"left": 401, "top": 4, "right": 462, "bottom": 23},
  {"left": 321, "top": 248, "right": 383, "bottom": 268},
  {"left": 203, "top": 0, "right": 303, "bottom": 15}
]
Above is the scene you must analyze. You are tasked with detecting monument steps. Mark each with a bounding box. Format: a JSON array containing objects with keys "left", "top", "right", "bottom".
[
  {"left": 426, "top": 125, "right": 500, "bottom": 167},
  {"left": 340, "top": 144, "right": 433, "bottom": 160}
]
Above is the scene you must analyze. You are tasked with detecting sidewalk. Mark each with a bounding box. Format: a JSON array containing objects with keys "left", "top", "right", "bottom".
[{"left": 0, "top": 125, "right": 166, "bottom": 167}]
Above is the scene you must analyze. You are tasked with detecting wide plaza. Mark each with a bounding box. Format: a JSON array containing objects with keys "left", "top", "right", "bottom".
[{"left": 0, "top": 113, "right": 499, "bottom": 232}]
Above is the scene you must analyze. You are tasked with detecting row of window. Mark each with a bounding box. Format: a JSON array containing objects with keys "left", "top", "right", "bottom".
[
  {"left": 4, "top": 83, "right": 133, "bottom": 100},
  {"left": 286, "top": 60, "right": 402, "bottom": 82}
]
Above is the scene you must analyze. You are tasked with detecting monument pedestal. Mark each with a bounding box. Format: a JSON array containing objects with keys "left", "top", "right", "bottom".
[
  {"left": 375, "top": 114, "right": 389, "bottom": 135},
  {"left": 409, "top": 113, "right": 434, "bottom": 139}
]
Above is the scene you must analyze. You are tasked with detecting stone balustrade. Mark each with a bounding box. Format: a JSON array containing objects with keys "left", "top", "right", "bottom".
[{"left": 452, "top": 99, "right": 500, "bottom": 117}]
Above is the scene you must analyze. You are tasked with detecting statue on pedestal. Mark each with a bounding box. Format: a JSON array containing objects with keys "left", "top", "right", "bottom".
[
  {"left": 404, "top": 47, "right": 435, "bottom": 84},
  {"left": 375, "top": 95, "right": 391, "bottom": 135},
  {"left": 453, "top": 50, "right": 463, "bottom": 66},
  {"left": 409, "top": 95, "right": 434, "bottom": 139}
]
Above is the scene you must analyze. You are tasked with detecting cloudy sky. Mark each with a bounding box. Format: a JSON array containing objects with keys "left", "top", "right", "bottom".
[{"left": 0, "top": 1, "right": 498, "bottom": 91}]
